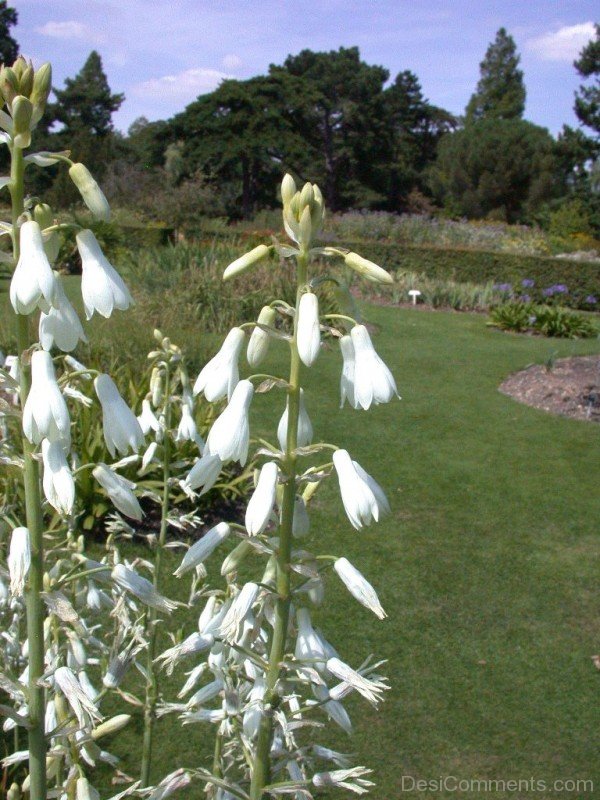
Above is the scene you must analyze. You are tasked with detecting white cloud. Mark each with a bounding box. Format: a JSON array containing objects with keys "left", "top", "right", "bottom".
[
  {"left": 36, "top": 21, "right": 94, "bottom": 40},
  {"left": 132, "top": 67, "right": 231, "bottom": 101},
  {"left": 222, "top": 54, "right": 242, "bottom": 70},
  {"left": 526, "top": 22, "right": 596, "bottom": 62}
]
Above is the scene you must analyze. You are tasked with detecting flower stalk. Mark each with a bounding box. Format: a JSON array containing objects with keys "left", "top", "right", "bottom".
[
  {"left": 249, "top": 251, "right": 307, "bottom": 798},
  {"left": 140, "top": 360, "right": 172, "bottom": 787},
  {"left": 10, "top": 139, "right": 47, "bottom": 799}
]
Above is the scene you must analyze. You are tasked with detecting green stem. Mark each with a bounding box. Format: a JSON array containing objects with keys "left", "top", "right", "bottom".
[
  {"left": 140, "top": 363, "right": 171, "bottom": 788},
  {"left": 249, "top": 251, "right": 308, "bottom": 799},
  {"left": 10, "top": 143, "right": 48, "bottom": 799}
]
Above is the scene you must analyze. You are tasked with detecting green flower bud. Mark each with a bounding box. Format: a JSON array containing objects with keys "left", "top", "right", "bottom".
[
  {"left": 34, "top": 203, "right": 59, "bottom": 262},
  {"left": 223, "top": 243, "right": 270, "bottom": 281},
  {"left": 299, "top": 205, "right": 312, "bottom": 247},
  {"left": 68, "top": 163, "right": 110, "bottom": 221},
  {"left": 344, "top": 251, "right": 393, "bottom": 284},
  {"left": 281, "top": 173, "right": 296, "bottom": 206},
  {"left": 18, "top": 64, "right": 34, "bottom": 98},
  {"left": 0, "top": 67, "right": 18, "bottom": 106},
  {"left": 299, "top": 181, "right": 314, "bottom": 209},
  {"left": 91, "top": 713, "right": 131, "bottom": 740},
  {"left": 7, "top": 783, "right": 21, "bottom": 800},
  {"left": 11, "top": 56, "right": 27, "bottom": 81},
  {"left": 30, "top": 63, "right": 52, "bottom": 123},
  {"left": 11, "top": 95, "right": 32, "bottom": 148},
  {"left": 220, "top": 539, "right": 254, "bottom": 575},
  {"left": 34, "top": 202, "right": 53, "bottom": 230},
  {"left": 311, "top": 183, "right": 325, "bottom": 234}
]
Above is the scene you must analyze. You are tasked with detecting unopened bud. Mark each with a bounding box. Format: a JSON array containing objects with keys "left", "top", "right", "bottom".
[
  {"left": 11, "top": 56, "right": 27, "bottom": 81},
  {"left": 344, "top": 252, "right": 393, "bottom": 285},
  {"left": 34, "top": 202, "right": 54, "bottom": 230},
  {"left": 311, "top": 184, "right": 325, "bottom": 234},
  {"left": 299, "top": 205, "right": 312, "bottom": 247},
  {"left": 91, "top": 713, "right": 131, "bottom": 740},
  {"left": 68, "top": 163, "right": 110, "bottom": 222},
  {"left": 11, "top": 96, "right": 33, "bottom": 148},
  {"left": 261, "top": 554, "right": 277, "bottom": 586},
  {"left": 30, "top": 62, "right": 52, "bottom": 106},
  {"left": 76, "top": 776, "right": 96, "bottom": 800},
  {"left": 223, "top": 244, "right": 270, "bottom": 281},
  {"left": 7, "top": 783, "right": 21, "bottom": 800},
  {"left": 0, "top": 67, "right": 18, "bottom": 105},
  {"left": 299, "top": 181, "right": 314, "bottom": 209},
  {"left": 150, "top": 367, "right": 163, "bottom": 407},
  {"left": 221, "top": 539, "right": 254, "bottom": 575},
  {"left": 247, "top": 305, "right": 276, "bottom": 367},
  {"left": 281, "top": 173, "right": 296, "bottom": 206},
  {"left": 153, "top": 328, "right": 163, "bottom": 343}
]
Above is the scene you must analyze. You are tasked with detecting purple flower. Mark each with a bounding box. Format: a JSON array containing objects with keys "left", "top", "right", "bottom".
[
  {"left": 493, "top": 283, "right": 512, "bottom": 293},
  {"left": 554, "top": 284, "right": 568, "bottom": 294},
  {"left": 520, "top": 294, "right": 531, "bottom": 303},
  {"left": 584, "top": 295, "right": 597, "bottom": 305},
  {"left": 542, "top": 287, "right": 555, "bottom": 297},
  {"left": 521, "top": 279, "right": 534, "bottom": 288}
]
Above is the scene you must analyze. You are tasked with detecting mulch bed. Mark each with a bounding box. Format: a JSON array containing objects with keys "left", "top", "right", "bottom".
[{"left": 499, "top": 355, "right": 600, "bottom": 423}]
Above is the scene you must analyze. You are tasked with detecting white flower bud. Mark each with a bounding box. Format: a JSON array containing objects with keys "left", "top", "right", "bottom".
[
  {"left": 247, "top": 306, "right": 277, "bottom": 367},
  {"left": 281, "top": 173, "right": 297, "bottom": 206},
  {"left": 344, "top": 251, "right": 393, "bottom": 284},
  {"left": 174, "top": 522, "right": 231, "bottom": 577},
  {"left": 68, "top": 163, "right": 110, "bottom": 221},
  {"left": 8, "top": 527, "right": 30, "bottom": 597},
  {"left": 245, "top": 461, "right": 278, "bottom": 536},
  {"left": 334, "top": 557, "right": 386, "bottom": 619},
  {"left": 296, "top": 292, "right": 320, "bottom": 367},
  {"left": 223, "top": 244, "right": 270, "bottom": 280},
  {"left": 92, "top": 464, "right": 142, "bottom": 520}
]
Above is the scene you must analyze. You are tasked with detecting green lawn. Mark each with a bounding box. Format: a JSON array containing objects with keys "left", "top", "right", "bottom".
[{"left": 3, "top": 287, "right": 600, "bottom": 798}]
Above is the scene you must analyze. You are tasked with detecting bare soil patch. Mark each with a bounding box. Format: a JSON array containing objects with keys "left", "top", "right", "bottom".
[{"left": 499, "top": 355, "right": 600, "bottom": 422}]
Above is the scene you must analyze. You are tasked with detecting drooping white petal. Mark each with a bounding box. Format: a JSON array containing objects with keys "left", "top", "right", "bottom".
[
  {"left": 333, "top": 558, "right": 386, "bottom": 619},
  {"left": 39, "top": 279, "right": 87, "bottom": 352},
  {"left": 339, "top": 335, "right": 357, "bottom": 409},
  {"left": 205, "top": 380, "right": 253, "bottom": 465},
  {"left": 41, "top": 438, "right": 75, "bottom": 515},
  {"left": 296, "top": 292, "right": 320, "bottom": 367},
  {"left": 245, "top": 461, "right": 278, "bottom": 535},
  {"left": 182, "top": 452, "right": 222, "bottom": 495},
  {"left": 10, "top": 221, "right": 59, "bottom": 315},
  {"left": 332, "top": 449, "right": 389, "bottom": 529},
  {"left": 175, "top": 404, "right": 204, "bottom": 450},
  {"left": 277, "top": 388, "right": 313, "bottom": 451},
  {"left": 193, "top": 327, "right": 244, "bottom": 402},
  {"left": 77, "top": 229, "right": 132, "bottom": 320},
  {"left": 8, "top": 527, "right": 30, "bottom": 597},
  {"left": 326, "top": 657, "right": 388, "bottom": 707},
  {"left": 94, "top": 374, "right": 145, "bottom": 457},
  {"left": 22, "top": 350, "right": 71, "bottom": 447},
  {"left": 112, "top": 564, "right": 176, "bottom": 614},
  {"left": 92, "top": 463, "right": 142, "bottom": 520},
  {"left": 313, "top": 766, "right": 375, "bottom": 795},
  {"left": 350, "top": 325, "right": 399, "bottom": 410},
  {"left": 137, "top": 399, "right": 161, "bottom": 436},
  {"left": 219, "top": 582, "right": 259, "bottom": 642},
  {"left": 174, "top": 523, "right": 231, "bottom": 577},
  {"left": 54, "top": 666, "right": 102, "bottom": 728}
]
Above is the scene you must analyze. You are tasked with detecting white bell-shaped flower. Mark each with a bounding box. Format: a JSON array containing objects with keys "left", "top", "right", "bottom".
[
  {"left": 296, "top": 291, "right": 320, "bottom": 367},
  {"left": 92, "top": 463, "right": 142, "bottom": 520},
  {"left": 182, "top": 452, "right": 222, "bottom": 495},
  {"left": 193, "top": 327, "right": 244, "bottom": 402},
  {"left": 8, "top": 527, "right": 30, "bottom": 597},
  {"left": 41, "top": 439, "right": 75, "bottom": 515},
  {"left": 339, "top": 335, "right": 356, "bottom": 408},
  {"left": 94, "top": 374, "right": 145, "bottom": 457},
  {"left": 205, "top": 379, "right": 254, "bottom": 465},
  {"left": 174, "top": 522, "right": 231, "bottom": 577},
  {"left": 333, "top": 557, "right": 386, "bottom": 619},
  {"left": 277, "top": 388, "right": 313, "bottom": 451},
  {"left": 77, "top": 229, "right": 132, "bottom": 320},
  {"left": 350, "top": 325, "right": 399, "bottom": 410},
  {"left": 23, "top": 350, "right": 71, "bottom": 447},
  {"left": 9, "top": 220, "right": 59, "bottom": 315},
  {"left": 332, "top": 449, "right": 390, "bottom": 529},
  {"left": 137, "top": 399, "right": 161, "bottom": 436},
  {"left": 176, "top": 403, "right": 204, "bottom": 450},
  {"left": 245, "top": 461, "right": 278, "bottom": 536},
  {"left": 39, "top": 279, "right": 87, "bottom": 353}
]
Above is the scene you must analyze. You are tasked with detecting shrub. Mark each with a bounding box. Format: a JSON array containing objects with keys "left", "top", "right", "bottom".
[{"left": 488, "top": 302, "right": 598, "bottom": 338}]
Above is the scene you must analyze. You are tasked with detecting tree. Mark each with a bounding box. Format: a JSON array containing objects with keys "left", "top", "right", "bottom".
[
  {"left": 429, "top": 119, "right": 559, "bottom": 222},
  {"left": 52, "top": 50, "right": 124, "bottom": 136},
  {"left": 0, "top": 1, "right": 18, "bottom": 65},
  {"left": 465, "top": 28, "right": 526, "bottom": 122},
  {"left": 383, "top": 70, "right": 456, "bottom": 210},
  {"left": 269, "top": 47, "right": 391, "bottom": 210},
  {"left": 574, "top": 23, "right": 600, "bottom": 136}
]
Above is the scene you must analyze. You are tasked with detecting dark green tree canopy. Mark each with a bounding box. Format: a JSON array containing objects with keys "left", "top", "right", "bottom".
[
  {"left": 430, "top": 118, "right": 559, "bottom": 222},
  {"left": 53, "top": 50, "right": 124, "bottom": 136},
  {"left": 465, "top": 28, "right": 526, "bottom": 122},
  {"left": 574, "top": 23, "right": 600, "bottom": 135},
  {"left": 0, "top": 1, "right": 17, "bottom": 65}
]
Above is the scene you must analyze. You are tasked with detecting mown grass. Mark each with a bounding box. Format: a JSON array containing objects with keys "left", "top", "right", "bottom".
[{"left": 72, "top": 303, "right": 600, "bottom": 799}]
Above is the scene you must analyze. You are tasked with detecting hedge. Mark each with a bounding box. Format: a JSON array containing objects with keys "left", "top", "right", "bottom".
[{"left": 347, "top": 241, "right": 600, "bottom": 309}]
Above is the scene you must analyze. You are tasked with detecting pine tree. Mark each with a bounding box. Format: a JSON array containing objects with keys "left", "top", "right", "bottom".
[
  {"left": 465, "top": 28, "right": 526, "bottom": 122},
  {"left": 0, "top": 1, "right": 18, "bottom": 65},
  {"left": 53, "top": 50, "right": 124, "bottom": 136},
  {"left": 574, "top": 23, "right": 600, "bottom": 136}
]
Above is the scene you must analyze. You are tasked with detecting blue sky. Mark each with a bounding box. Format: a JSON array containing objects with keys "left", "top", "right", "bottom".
[{"left": 12, "top": 1, "right": 599, "bottom": 135}]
